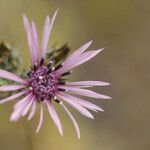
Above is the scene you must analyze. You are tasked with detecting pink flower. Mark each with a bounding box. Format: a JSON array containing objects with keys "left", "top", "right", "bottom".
[{"left": 0, "top": 10, "right": 111, "bottom": 138}]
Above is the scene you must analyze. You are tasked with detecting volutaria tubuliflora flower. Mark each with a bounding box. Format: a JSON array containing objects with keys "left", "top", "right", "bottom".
[{"left": 0, "top": 10, "right": 111, "bottom": 139}]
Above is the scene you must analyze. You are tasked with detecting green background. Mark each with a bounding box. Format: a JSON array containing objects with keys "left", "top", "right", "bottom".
[{"left": 0, "top": 0, "right": 149, "bottom": 150}]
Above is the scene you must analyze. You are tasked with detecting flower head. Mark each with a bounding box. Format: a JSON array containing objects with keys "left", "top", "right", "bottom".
[{"left": 0, "top": 10, "right": 111, "bottom": 138}]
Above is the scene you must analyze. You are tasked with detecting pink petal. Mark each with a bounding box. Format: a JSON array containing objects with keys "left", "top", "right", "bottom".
[
  {"left": 59, "top": 85, "right": 92, "bottom": 89},
  {"left": 14, "top": 92, "right": 33, "bottom": 109},
  {"left": 62, "top": 41, "right": 92, "bottom": 67},
  {"left": 28, "top": 100, "right": 36, "bottom": 120},
  {"left": 67, "top": 81, "right": 110, "bottom": 87},
  {"left": 62, "top": 93, "right": 104, "bottom": 112},
  {"left": 41, "top": 10, "right": 58, "bottom": 58},
  {"left": 31, "top": 21, "right": 39, "bottom": 62},
  {"left": 56, "top": 49, "right": 103, "bottom": 75},
  {"left": 55, "top": 41, "right": 92, "bottom": 75},
  {"left": 67, "top": 49, "right": 103, "bottom": 71},
  {"left": 0, "top": 91, "right": 27, "bottom": 104},
  {"left": 59, "top": 86, "right": 111, "bottom": 99},
  {"left": 41, "top": 16, "right": 50, "bottom": 58},
  {"left": 57, "top": 93, "right": 94, "bottom": 119},
  {"left": 23, "top": 15, "right": 35, "bottom": 65},
  {"left": 45, "top": 100, "right": 63, "bottom": 136},
  {"left": 0, "top": 85, "right": 25, "bottom": 92},
  {"left": 36, "top": 103, "right": 44, "bottom": 133},
  {"left": 60, "top": 102, "right": 80, "bottom": 139},
  {"left": 10, "top": 102, "right": 28, "bottom": 121},
  {"left": 10, "top": 107, "right": 22, "bottom": 121},
  {"left": 10, "top": 93, "right": 33, "bottom": 121},
  {"left": 22, "top": 96, "right": 35, "bottom": 117},
  {"left": 0, "top": 69, "right": 27, "bottom": 84}
]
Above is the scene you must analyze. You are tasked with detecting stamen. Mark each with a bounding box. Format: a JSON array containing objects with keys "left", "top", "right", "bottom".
[
  {"left": 54, "top": 99, "right": 61, "bottom": 104},
  {"left": 34, "top": 63, "right": 38, "bottom": 71},
  {"left": 58, "top": 78, "right": 68, "bottom": 82},
  {"left": 47, "top": 61, "right": 53, "bottom": 67},
  {"left": 28, "top": 60, "right": 67, "bottom": 102},
  {"left": 58, "top": 81, "right": 67, "bottom": 85},
  {"left": 57, "top": 88, "right": 67, "bottom": 92},
  {"left": 47, "top": 67, "right": 55, "bottom": 74},
  {"left": 55, "top": 63, "right": 63, "bottom": 70},
  {"left": 40, "top": 58, "right": 44, "bottom": 65},
  {"left": 61, "top": 71, "right": 72, "bottom": 76},
  {"left": 27, "top": 71, "right": 31, "bottom": 77}
]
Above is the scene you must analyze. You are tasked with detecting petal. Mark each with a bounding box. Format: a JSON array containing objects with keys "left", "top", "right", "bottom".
[
  {"left": 59, "top": 93, "right": 103, "bottom": 112},
  {"left": 60, "top": 102, "right": 80, "bottom": 139},
  {"left": 0, "top": 69, "right": 27, "bottom": 84},
  {"left": 45, "top": 100, "right": 63, "bottom": 136},
  {"left": 67, "top": 81, "right": 110, "bottom": 87},
  {"left": 41, "top": 10, "right": 58, "bottom": 58},
  {"left": 62, "top": 41, "right": 93, "bottom": 67},
  {"left": 0, "top": 91, "right": 27, "bottom": 104},
  {"left": 28, "top": 100, "right": 36, "bottom": 120},
  {"left": 14, "top": 92, "right": 33, "bottom": 109},
  {"left": 75, "top": 99, "right": 103, "bottom": 112},
  {"left": 23, "top": 15, "right": 35, "bottom": 65},
  {"left": 22, "top": 96, "right": 35, "bottom": 117},
  {"left": 36, "top": 103, "right": 44, "bottom": 133},
  {"left": 66, "top": 49, "right": 103, "bottom": 71},
  {"left": 41, "top": 15, "right": 50, "bottom": 58},
  {"left": 59, "top": 86, "right": 111, "bottom": 99},
  {"left": 56, "top": 49, "right": 103, "bottom": 75},
  {"left": 10, "top": 93, "right": 33, "bottom": 121},
  {"left": 31, "top": 21, "right": 39, "bottom": 62},
  {"left": 10, "top": 102, "right": 28, "bottom": 121},
  {"left": 0, "top": 85, "right": 25, "bottom": 92},
  {"left": 57, "top": 93, "right": 94, "bottom": 119}
]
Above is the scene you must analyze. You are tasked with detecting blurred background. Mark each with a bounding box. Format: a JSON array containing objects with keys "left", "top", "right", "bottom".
[{"left": 0, "top": 0, "right": 150, "bottom": 150}]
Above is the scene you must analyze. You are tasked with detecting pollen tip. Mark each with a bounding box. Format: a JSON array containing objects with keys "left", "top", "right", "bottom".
[
  {"left": 35, "top": 62, "right": 38, "bottom": 66},
  {"left": 51, "top": 67, "right": 55, "bottom": 71},
  {"left": 53, "top": 96, "right": 57, "bottom": 100},
  {"left": 39, "top": 76, "right": 43, "bottom": 80},
  {"left": 59, "top": 101, "right": 63, "bottom": 105},
  {"left": 49, "top": 60, "right": 53, "bottom": 64},
  {"left": 29, "top": 87, "right": 33, "bottom": 90},
  {"left": 47, "top": 61, "right": 53, "bottom": 68}
]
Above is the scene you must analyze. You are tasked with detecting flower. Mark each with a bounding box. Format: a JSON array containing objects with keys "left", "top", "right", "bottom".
[{"left": 0, "top": 10, "right": 111, "bottom": 139}]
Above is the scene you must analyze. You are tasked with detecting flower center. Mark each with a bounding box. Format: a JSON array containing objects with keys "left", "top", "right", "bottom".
[{"left": 27, "top": 60, "right": 60, "bottom": 101}]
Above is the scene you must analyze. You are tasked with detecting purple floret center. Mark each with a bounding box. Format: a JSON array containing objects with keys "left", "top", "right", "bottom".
[{"left": 27, "top": 63, "right": 59, "bottom": 101}]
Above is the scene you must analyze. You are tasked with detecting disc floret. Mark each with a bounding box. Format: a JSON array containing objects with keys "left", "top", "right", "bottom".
[{"left": 27, "top": 59, "right": 67, "bottom": 101}]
